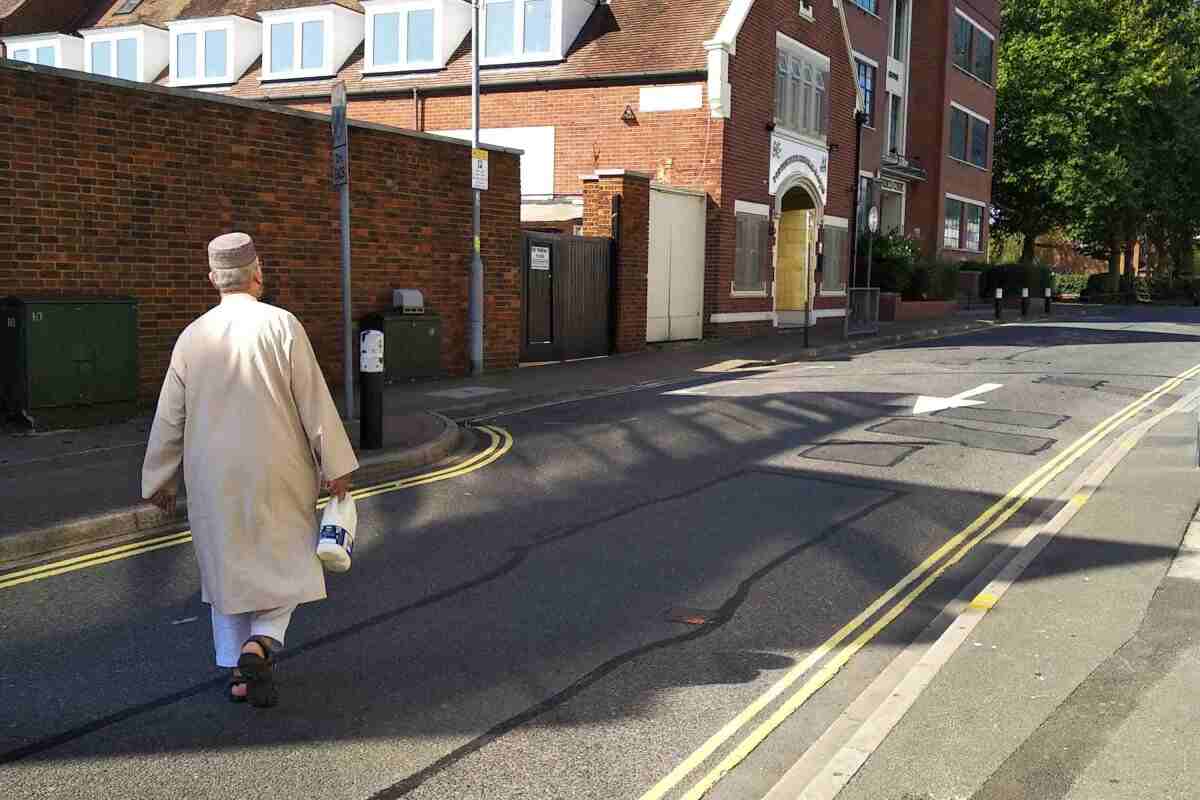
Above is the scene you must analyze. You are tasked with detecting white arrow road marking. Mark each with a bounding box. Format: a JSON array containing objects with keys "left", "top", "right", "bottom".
[{"left": 912, "top": 383, "right": 1003, "bottom": 416}]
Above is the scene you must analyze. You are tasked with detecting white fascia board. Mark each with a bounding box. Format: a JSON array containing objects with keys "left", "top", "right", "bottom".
[
  {"left": 711, "top": 0, "right": 754, "bottom": 55},
  {"left": 777, "top": 32, "right": 831, "bottom": 67},
  {"left": 950, "top": 100, "right": 990, "bottom": 125},
  {"left": 954, "top": 7, "right": 995, "bottom": 40},
  {"left": 851, "top": 49, "right": 878, "bottom": 68},
  {"left": 704, "top": 0, "right": 754, "bottom": 119},
  {"left": 561, "top": 0, "right": 596, "bottom": 56}
]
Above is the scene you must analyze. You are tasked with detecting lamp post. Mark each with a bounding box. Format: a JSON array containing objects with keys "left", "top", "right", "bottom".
[{"left": 468, "top": 0, "right": 484, "bottom": 376}]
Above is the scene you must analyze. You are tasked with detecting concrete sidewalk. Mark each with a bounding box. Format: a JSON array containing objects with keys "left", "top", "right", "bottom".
[
  {"left": 803, "top": 395, "right": 1200, "bottom": 800},
  {"left": 0, "top": 307, "right": 1071, "bottom": 565}
]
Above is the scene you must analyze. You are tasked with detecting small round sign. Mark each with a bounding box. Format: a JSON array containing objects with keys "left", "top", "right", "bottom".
[{"left": 868, "top": 207, "right": 880, "bottom": 234}]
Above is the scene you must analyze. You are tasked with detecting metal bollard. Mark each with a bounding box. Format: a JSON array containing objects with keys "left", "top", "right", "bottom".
[
  {"left": 1045, "top": 287, "right": 1052, "bottom": 315},
  {"left": 1021, "top": 287, "right": 1030, "bottom": 318},
  {"left": 994, "top": 288, "right": 1003, "bottom": 320},
  {"left": 360, "top": 326, "right": 385, "bottom": 451}
]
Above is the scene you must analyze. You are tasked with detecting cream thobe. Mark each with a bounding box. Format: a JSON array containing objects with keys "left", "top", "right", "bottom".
[{"left": 142, "top": 293, "right": 358, "bottom": 615}]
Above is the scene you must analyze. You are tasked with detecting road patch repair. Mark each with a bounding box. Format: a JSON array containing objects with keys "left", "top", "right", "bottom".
[
  {"left": 800, "top": 442, "right": 925, "bottom": 468},
  {"left": 869, "top": 418, "right": 1056, "bottom": 456}
]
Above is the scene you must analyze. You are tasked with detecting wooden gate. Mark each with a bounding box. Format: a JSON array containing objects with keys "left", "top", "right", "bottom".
[{"left": 521, "top": 231, "right": 613, "bottom": 363}]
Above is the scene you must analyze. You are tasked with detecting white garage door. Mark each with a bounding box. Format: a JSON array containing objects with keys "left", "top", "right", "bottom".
[{"left": 647, "top": 186, "right": 706, "bottom": 343}]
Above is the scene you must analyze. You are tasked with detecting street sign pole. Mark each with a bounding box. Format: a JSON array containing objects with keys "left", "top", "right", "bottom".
[
  {"left": 468, "top": 0, "right": 485, "bottom": 376},
  {"left": 332, "top": 81, "right": 354, "bottom": 420}
]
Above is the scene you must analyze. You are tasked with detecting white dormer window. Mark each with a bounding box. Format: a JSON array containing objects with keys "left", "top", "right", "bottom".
[
  {"left": 480, "top": 0, "right": 593, "bottom": 66},
  {"left": 80, "top": 24, "right": 169, "bottom": 83},
  {"left": 259, "top": 4, "right": 363, "bottom": 81},
  {"left": 363, "top": 0, "right": 471, "bottom": 73},
  {"left": 168, "top": 16, "right": 261, "bottom": 87},
  {"left": 2, "top": 33, "right": 85, "bottom": 70}
]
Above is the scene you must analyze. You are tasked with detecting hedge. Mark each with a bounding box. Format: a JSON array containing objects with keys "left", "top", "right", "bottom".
[{"left": 979, "top": 263, "right": 1054, "bottom": 299}]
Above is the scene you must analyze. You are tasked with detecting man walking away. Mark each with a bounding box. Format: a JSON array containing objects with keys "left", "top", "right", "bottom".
[{"left": 142, "top": 232, "right": 358, "bottom": 708}]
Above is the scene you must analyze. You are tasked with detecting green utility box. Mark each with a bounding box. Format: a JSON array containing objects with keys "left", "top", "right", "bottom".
[
  {"left": 1, "top": 297, "right": 139, "bottom": 416},
  {"left": 363, "top": 311, "right": 442, "bottom": 381}
]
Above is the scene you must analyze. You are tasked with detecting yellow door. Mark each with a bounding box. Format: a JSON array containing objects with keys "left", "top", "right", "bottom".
[{"left": 775, "top": 208, "right": 812, "bottom": 311}]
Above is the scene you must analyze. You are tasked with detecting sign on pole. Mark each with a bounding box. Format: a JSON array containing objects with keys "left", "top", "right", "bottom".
[
  {"left": 332, "top": 82, "right": 349, "bottom": 189},
  {"left": 471, "top": 147, "right": 489, "bottom": 191}
]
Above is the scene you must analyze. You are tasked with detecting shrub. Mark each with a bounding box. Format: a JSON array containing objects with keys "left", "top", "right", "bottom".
[
  {"left": 865, "top": 230, "right": 922, "bottom": 295},
  {"left": 1052, "top": 273, "right": 1088, "bottom": 296},
  {"left": 909, "top": 258, "right": 962, "bottom": 301}
]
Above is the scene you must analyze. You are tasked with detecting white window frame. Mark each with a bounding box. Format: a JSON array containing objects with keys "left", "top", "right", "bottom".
[
  {"left": 775, "top": 32, "right": 830, "bottom": 145},
  {"left": 953, "top": 8, "right": 995, "bottom": 85},
  {"left": 81, "top": 26, "right": 155, "bottom": 82},
  {"left": 798, "top": 1, "right": 815, "bottom": 22},
  {"left": 168, "top": 18, "right": 236, "bottom": 87},
  {"left": 364, "top": 0, "right": 440, "bottom": 74},
  {"left": 2, "top": 34, "right": 79, "bottom": 68},
  {"left": 733, "top": 201, "right": 772, "bottom": 297},
  {"left": 854, "top": 52, "right": 878, "bottom": 129},
  {"left": 481, "top": 0, "right": 558, "bottom": 66},
  {"left": 260, "top": 7, "right": 334, "bottom": 80},
  {"left": 943, "top": 193, "right": 986, "bottom": 253}
]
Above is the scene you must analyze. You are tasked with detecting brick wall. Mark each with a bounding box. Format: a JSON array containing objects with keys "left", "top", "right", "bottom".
[
  {"left": 581, "top": 171, "right": 649, "bottom": 354},
  {"left": 0, "top": 61, "right": 521, "bottom": 401}
]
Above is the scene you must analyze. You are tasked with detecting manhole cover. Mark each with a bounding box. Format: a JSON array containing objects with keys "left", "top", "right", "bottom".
[{"left": 801, "top": 442, "right": 923, "bottom": 468}]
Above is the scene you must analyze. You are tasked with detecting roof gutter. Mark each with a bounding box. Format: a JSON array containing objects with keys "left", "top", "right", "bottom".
[{"left": 254, "top": 68, "right": 706, "bottom": 104}]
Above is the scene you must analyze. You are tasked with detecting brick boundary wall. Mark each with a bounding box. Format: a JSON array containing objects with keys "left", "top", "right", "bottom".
[
  {"left": 0, "top": 60, "right": 521, "bottom": 401},
  {"left": 581, "top": 170, "right": 650, "bottom": 354}
]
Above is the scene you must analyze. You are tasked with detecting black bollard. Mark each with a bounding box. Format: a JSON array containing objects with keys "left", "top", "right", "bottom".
[
  {"left": 994, "top": 288, "right": 1003, "bottom": 321},
  {"left": 359, "top": 324, "right": 384, "bottom": 451},
  {"left": 1021, "top": 288, "right": 1030, "bottom": 318},
  {"left": 1044, "top": 287, "right": 1052, "bottom": 315}
]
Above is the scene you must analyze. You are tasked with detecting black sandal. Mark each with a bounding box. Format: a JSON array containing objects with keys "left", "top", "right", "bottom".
[
  {"left": 237, "top": 635, "right": 279, "bottom": 708},
  {"left": 227, "top": 669, "right": 248, "bottom": 703}
]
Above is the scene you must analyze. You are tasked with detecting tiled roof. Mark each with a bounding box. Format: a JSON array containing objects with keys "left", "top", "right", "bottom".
[
  {"left": 81, "top": 0, "right": 361, "bottom": 29},
  {"left": 0, "top": 0, "right": 26, "bottom": 18},
  {"left": 223, "top": 0, "right": 729, "bottom": 100}
]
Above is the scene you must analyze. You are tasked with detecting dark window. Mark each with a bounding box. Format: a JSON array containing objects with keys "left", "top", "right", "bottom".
[
  {"left": 889, "top": 94, "right": 902, "bottom": 153},
  {"left": 734, "top": 213, "right": 771, "bottom": 293},
  {"left": 853, "top": 0, "right": 878, "bottom": 14},
  {"left": 970, "top": 117, "right": 989, "bottom": 167},
  {"left": 964, "top": 203, "right": 983, "bottom": 251},
  {"left": 893, "top": 0, "right": 908, "bottom": 60},
  {"left": 972, "top": 33, "right": 993, "bottom": 83},
  {"left": 857, "top": 60, "right": 876, "bottom": 127},
  {"left": 944, "top": 199, "right": 963, "bottom": 249},
  {"left": 953, "top": 16, "right": 972, "bottom": 71},
  {"left": 950, "top": 108, "right": 968, "bottom": 161}
]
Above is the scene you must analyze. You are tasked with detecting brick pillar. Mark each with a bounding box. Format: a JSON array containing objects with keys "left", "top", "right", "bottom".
[{"left": 582, "top": 170, "right": 650, "bottom": 354}]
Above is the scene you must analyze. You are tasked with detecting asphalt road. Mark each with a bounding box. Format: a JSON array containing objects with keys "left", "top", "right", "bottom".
[{"left": 4, "top": 306, "right": 1200, "bottom": 800}]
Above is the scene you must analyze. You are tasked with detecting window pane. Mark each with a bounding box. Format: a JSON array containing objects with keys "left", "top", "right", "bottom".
[
  {"left": 116, "top": 37, "right": 137, "bottom": 80},
  {"left": 775, "top": 52, "right": 788, "bottom": 122},
  {"left": 821, "top": 227, "right": 847, "bottom": 291},
  {"left": 36, "top": 46, "right": 55, "bottom": 66},
  {"left": 892, "top": 0, "right": 907, "bottom": 60},
  {"left": 953, "top": 17, "right": 971, "bottom": 70},
  {"left": 92, "top": 41, "right": 112, "bottom": 75},
  {"left": 486, "top": 0, "right": 514, "bottom": 58},
  {"left": 407, "top": 9, "right": 435, "bottom": 62},
  {"left": 950, "top": 109, "right": 967, "bottom": 160},
  {"left": 853, "top": 0, "right": 877, "bottom": 13},
  {"left": 973, "top": 33, "right": 993, "bottom": 82},
  {"left": 524, "top": 0, "right": 551, "bottom": 54},
  {"left": 790, "top": 59, "right": 803, "bottom": 131},
  {"left": 204, "top": 29, "right": 226, "bottom": 78},
  {"left": 889, "top": 94, "right": 902, "bottom": 153},
  {"left": 944, "top": 199, "right": 963, "bottom": 250},
  {"left": 964, "top": 204, "right": 982, "bottom": 251},
  {"left": 734, "top": 214, "right": 767, "bottom": 292},
  {"left": 301, "top": 20, "right": 323, "bottom": 69},
  {"left": 857, "top": 61, "right": 875, "bottom": 127},
  {"left": 373, "top": 12, "right": 401, "bottom": 65},
  {"left": 12, "top": 49, "right": 31, "bottom": 62},
  {"left": 176, "top": 33, "right": 196, "bottom": 78},
  {"left": 970, "top": 118, "right": 988, "bottom": 167},
  {"left": 271, "top": 22, "right": 293, "bottom": 72},
  {"left": 815, "top": 73, "right": 827, "bottom": 136}
]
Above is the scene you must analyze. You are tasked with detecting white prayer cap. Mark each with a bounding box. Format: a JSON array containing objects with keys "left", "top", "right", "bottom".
[{"left": 208, "top": 232, "right": 258, "bottom": 271}]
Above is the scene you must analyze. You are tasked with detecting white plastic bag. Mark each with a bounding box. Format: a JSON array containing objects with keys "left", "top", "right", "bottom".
[{"left": 317, "top": 493, "right": 358, "bottom": 573}]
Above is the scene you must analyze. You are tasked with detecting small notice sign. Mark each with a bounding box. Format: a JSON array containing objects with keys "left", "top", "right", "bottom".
[
  {"left": 472, "top": 148, "right": 489, "bottom": 191},
  {"left": 530, "top": 245, "right": 551, "bottom": 271}
]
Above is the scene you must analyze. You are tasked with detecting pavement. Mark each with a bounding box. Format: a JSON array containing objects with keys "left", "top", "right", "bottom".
[
  {"left": 0, "top": 307, "right": 1012, "bottom": 563},
  {"left": 7, "top": 303, "right": 1198, "bottom": 800}
]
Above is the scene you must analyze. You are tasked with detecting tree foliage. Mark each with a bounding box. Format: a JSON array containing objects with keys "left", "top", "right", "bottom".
[{"left": 992, "top": 0, "right": 1200, "bottom": 278}]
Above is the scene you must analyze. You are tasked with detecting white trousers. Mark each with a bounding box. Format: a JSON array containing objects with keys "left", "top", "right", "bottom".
[{"left": 210, "top": 605, "right": 296, "bottom": 668}]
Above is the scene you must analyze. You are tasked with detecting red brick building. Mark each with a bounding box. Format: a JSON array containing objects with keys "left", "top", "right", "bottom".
[
  {"left": 5, "top": 0, "right": 998, "bottom": 346},
  {"left": 842, "top": 0, "right": 997, "bottom": 262}
]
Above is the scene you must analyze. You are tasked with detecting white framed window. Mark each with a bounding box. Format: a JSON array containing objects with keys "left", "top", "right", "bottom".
[
  {"left": 482, "top": 0, "right": 553, "bottom": 63},
  {"left": 855, "top": 54, "right": 877, "bottom": 127},
  {"left": 734, "top": 203, "right": 772, "bottom": 295},
  {"left": 953, "top": 8, "right": 994, "bottom": 85},
  {"left": 775, "top": 35, "right": 830, "bottom": 141},
  {"left": 944, "top": 194, "right": 986, "bottom": 252},
  {"left": 363, "top": 0, "right": 465, "bottom": 74},
  {"left": 80, "top": 25, "right": 169, "bottom": 83},
  {"left": 949, "top": 102, "right": 990, "bottom": 169},
  {"left": 259, "top": 4, "right": 364, "bottom": 81},
  {"left": 2, "top": 34, "right": 85, "bottom": 70},
  {"left": 168, "top": 17, "right": 260, "bottom": 87}
]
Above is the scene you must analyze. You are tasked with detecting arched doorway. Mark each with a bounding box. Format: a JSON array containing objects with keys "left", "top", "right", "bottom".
[{"left": 774, "top": 182, "right": 821, "bottom": 327}]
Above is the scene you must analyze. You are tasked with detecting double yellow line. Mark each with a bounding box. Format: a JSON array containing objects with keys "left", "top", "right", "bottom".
[
  {"left": 0, "top": 425, "right": 513, "bottom": 592},
  {"left": 643, "top": 363, "right": 1200, "bottom": 800}
]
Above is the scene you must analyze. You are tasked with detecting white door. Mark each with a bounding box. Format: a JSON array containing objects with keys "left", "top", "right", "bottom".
[{"left": 647, "top": 187, "right": 706, "bottom": 343}]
